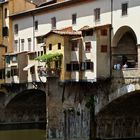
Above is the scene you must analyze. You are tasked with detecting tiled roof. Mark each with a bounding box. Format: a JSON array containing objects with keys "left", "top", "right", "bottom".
[
  {"left": 79, "top": 26, "right": 94, "bottom": 31},
  {"left": 27, "top": 0, "right": 47, "bottom": 6},
  {"left": 52, "top": 30, "right": 81, "bottom": 35}
]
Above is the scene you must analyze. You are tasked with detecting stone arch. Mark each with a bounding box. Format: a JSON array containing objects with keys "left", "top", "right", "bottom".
[
  {"left": 96, "top": 89, "right": 140, "bottom": 138},
  {"left": 112, "top": 26, "right": 138, "bottom": 68},
  {"left": 5, "top": 89, "right": 46, "bottom": 127}
]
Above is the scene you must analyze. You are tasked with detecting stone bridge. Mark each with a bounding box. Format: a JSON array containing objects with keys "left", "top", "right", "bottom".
[{"left": 0, "top": 70, "right": 140, "bottom": 139}]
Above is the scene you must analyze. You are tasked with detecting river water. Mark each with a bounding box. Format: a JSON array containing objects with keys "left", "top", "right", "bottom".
[{"left": 0, "top": 129, "right": 46, "bottom": 140}]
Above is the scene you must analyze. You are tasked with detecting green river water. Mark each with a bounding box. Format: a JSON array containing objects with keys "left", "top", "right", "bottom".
[{"left": 0, "top": 129, "right": 46, "bottom": 140}]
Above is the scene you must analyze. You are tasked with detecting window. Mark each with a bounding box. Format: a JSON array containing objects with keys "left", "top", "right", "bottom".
[
  {"left": 66, "top": 62, "right": 79, "bottom": 71},
  {"left": 35, "top": 21, "right": 38, "bottom": 30},
  {"left": 72, "top": 63, "right": 79, "bottom": 71},
  {"left": 85, "top": 42, "right": 91, "bottom": 52},
  {"left": 51, "top": 17, "right": 56, "bottom": 29},
  {"left": 101, "top": 29, "right": 107, "bottom": 36},
  {"left": 72, "top": 13, "right": 77, "bottom": 25},
  {"left": 2, "top": 26, "right": 8, "bottom": 36},
  {"left": 44, "top": 47, "right": 46, "bottom": 54},
  {"left": 21, "top": 39, "right": 24, "bottom": 51},
  {"left": 11, "top": 67, "right": 18, "bottom": 76},
  {"left": 122, "top": 3, "right": 128, "bottom": 16},
  {"left": 14, "top": 24, "right": 18, "bottom": 34},
  {"left": 101, "top": 45, "right": 107, "bottom": 52},
  {"left": 49, "top": 44, "right": 52, "bottom": 50},
  {"left": 5, "top": 8, "right": 7, "bottom": 18},
  {"left": 12, "top": 55, "right": 17, "bottom": 62},
  {"left": 71, "top": 41, "right": 78, "bottom": 51},
  {"left": 14, "top": 40, "right": 18, "bottom": 52},
  {"left": 80, "top": 61, "right": 93, "bottom": 71},
  {"left": 0, "top": 69, "right": 5, "bottom": 79},
  {"left": 82, "top": 30, "right": 93, "bottom": 36},
  {"left": 36, "top": 36, "right": 44, "bottom": 44},
  {"left": 85, "top": 61, "right": 93, "bottom": 70},
  {"left": 28, "top": 38, "right": 31, "bottom": 51},
  {"left": 29, "top": 53, "right": 36, "bottom": 60},
  {"left": 94, "top": 8, "right": 100, "bottom": 21},
  {"left": 30, "top": 66, "right": 35, "bottom": 74},
  {"left": 66, "top": 64, "right": 72, "bottom": 71},
  {"left": 58, "top": 43, "right": 61, "bottom": 50}
]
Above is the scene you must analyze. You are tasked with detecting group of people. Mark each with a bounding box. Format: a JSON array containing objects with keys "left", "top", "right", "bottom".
[{"left": 113, "top": 55, "right": 128, "bottom": 70}]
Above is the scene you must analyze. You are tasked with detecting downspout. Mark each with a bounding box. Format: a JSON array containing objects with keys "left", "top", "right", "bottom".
[
  {"left": 32, "top": 12, "right": 35, "bottom": 51},
  {"left": 110, "top": 0, "right": 113, "bottom": 77}
]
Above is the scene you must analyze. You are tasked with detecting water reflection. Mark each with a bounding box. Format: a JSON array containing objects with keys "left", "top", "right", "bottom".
[{"left": 0, "top": 129, "right": 46, "bottom": 140}]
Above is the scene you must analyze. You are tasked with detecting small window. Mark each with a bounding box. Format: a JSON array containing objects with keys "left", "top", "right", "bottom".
[
  {"left": 36, "top": 36, "right": 44, "bottom": 44},
  {"left": 58, "top": 43, "right": 61, "bottom": 50},
  {"left": 0, "top": 69, "right": 5, "bottom": 79},
  {"left": 12, "top": 55, "right": 17, "bottom": 62},
  {"left": 94, "top": 8, "right": 100, "bottom": 21},
  {"left": 72, "top": 63, "right": 79, "bottom": 71},
  {"left": 2, "top": 26, "right": 8, "bottom": 36},
  {"left": 85, "top": 61, "right": 93, "bottom": 70},
  {"left": 71, "top": 41, "right": 78, "bottom": 51},
  {"left": 11, "top": 67, "right": 18, "bottom": 76},
  {"left": 83, "top": 30, "right": 93, "bottom": 36},
  {"left": 21, "top": 39, "right": 24, "bottom": 51},
  {"left": 35, "top": 21, "right": 38, "bottom": 30},
  {"left": 5, "top": 8, "right": 7, "bottom": 18},
  {"left": 85, "top": 42, "right": 91, "bottom": 52},
  {"left": 30, "top": 66, "right": 35, "bottom": 74},
  {"left": 14, "top": 24, "right": 18, "bottom": 34},
  {"left": 49, "top": 44, "right": 52, "bottom": 50},
  {"left": 101, "top": 45, "right": 107, "bottom": 52},
  {"left": 29, "top": 53, "right": 36, "bottom": 60},
  {"left": 122, "top": 3, "right": 128, "bottom": 16},
  {"left": 44, "top": 47, "right": 46, "bottom": 54},
  {"left": 72, "top": 13, "right": 77, "bottom": 25},
  {"left": 51, "top": 17, "right": 56, "bottom": 29},
  {"left": 14, "top": 40, "right": 18, "bottom": 52},
  {"left": 66, "top": 64, "right": 72, "bottom": 71},
  {"left": 28, "top": 38, "right": 31, "bottom": 51},
  {"left": 101, "top": 29, "right": 107, "bottom": 36}
]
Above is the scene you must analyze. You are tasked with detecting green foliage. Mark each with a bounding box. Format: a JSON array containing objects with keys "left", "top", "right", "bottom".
[
  {"left": 35, "top": 53, "right": 63, "bottom": 68},
  {"left": 85, "top": 95, "right": 95, "bottom": 109}
]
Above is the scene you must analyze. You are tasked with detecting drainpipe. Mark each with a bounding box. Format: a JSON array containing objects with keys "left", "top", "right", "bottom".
[
  {"left": 110, "top": 0, "right": 113, "bottom": 78},
  {"left": 32, "top": 12, "right": 35, "bottom": 51}
]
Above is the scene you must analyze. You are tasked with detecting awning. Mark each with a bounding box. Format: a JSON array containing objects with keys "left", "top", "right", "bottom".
[{"left": 23, "top": 63, "right": 35, "bottom": 71}]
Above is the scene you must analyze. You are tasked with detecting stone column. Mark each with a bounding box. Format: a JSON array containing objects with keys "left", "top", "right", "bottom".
[{"left": 137, "top": 44, "right": 140, "bottom": 68}]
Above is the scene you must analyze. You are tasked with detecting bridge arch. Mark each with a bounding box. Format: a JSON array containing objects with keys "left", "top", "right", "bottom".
[
  {"left": 5, "top": 89, "right": 46, "bottom": 125},
  {"left": 112, "top": 26, "right": 138, "bottom": 69},
  {"left": 96, "top": 86, "right": 140, "bottom": 139}
]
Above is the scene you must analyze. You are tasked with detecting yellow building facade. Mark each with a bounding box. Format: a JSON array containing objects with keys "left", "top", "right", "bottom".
[{"left": 44, "top": 30, "right": 81, "bottom": 81}]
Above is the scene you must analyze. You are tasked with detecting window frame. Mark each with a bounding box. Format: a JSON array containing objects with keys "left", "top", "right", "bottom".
[
  {"left": 94, "top": 8, "right": 100, "bottom": 21},
  {"left": 72, "top": 13, "right": 77, "bottom": 25},
  {"left": 122, "top": 2, "right": 128, "bottom": 16},
  {"left": 51, "top": 17, "right": 56, "bottom": 29}
]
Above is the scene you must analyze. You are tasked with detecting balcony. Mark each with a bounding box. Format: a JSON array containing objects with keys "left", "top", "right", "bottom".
[
  {"left": 38, "top": 67, "right": 60, "bottom": 78},
  {"left": 112, "top": 67, "right": 140, "bottom": 84}
]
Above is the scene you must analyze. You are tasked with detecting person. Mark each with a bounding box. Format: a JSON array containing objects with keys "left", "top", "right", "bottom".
[{"left": 122, "top": 62, "right": 128, "bottom": 69}]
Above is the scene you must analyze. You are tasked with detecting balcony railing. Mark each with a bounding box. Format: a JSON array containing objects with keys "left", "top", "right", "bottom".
[{"left": 38, "top": 67, "right": 60, "bottom": 78}]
